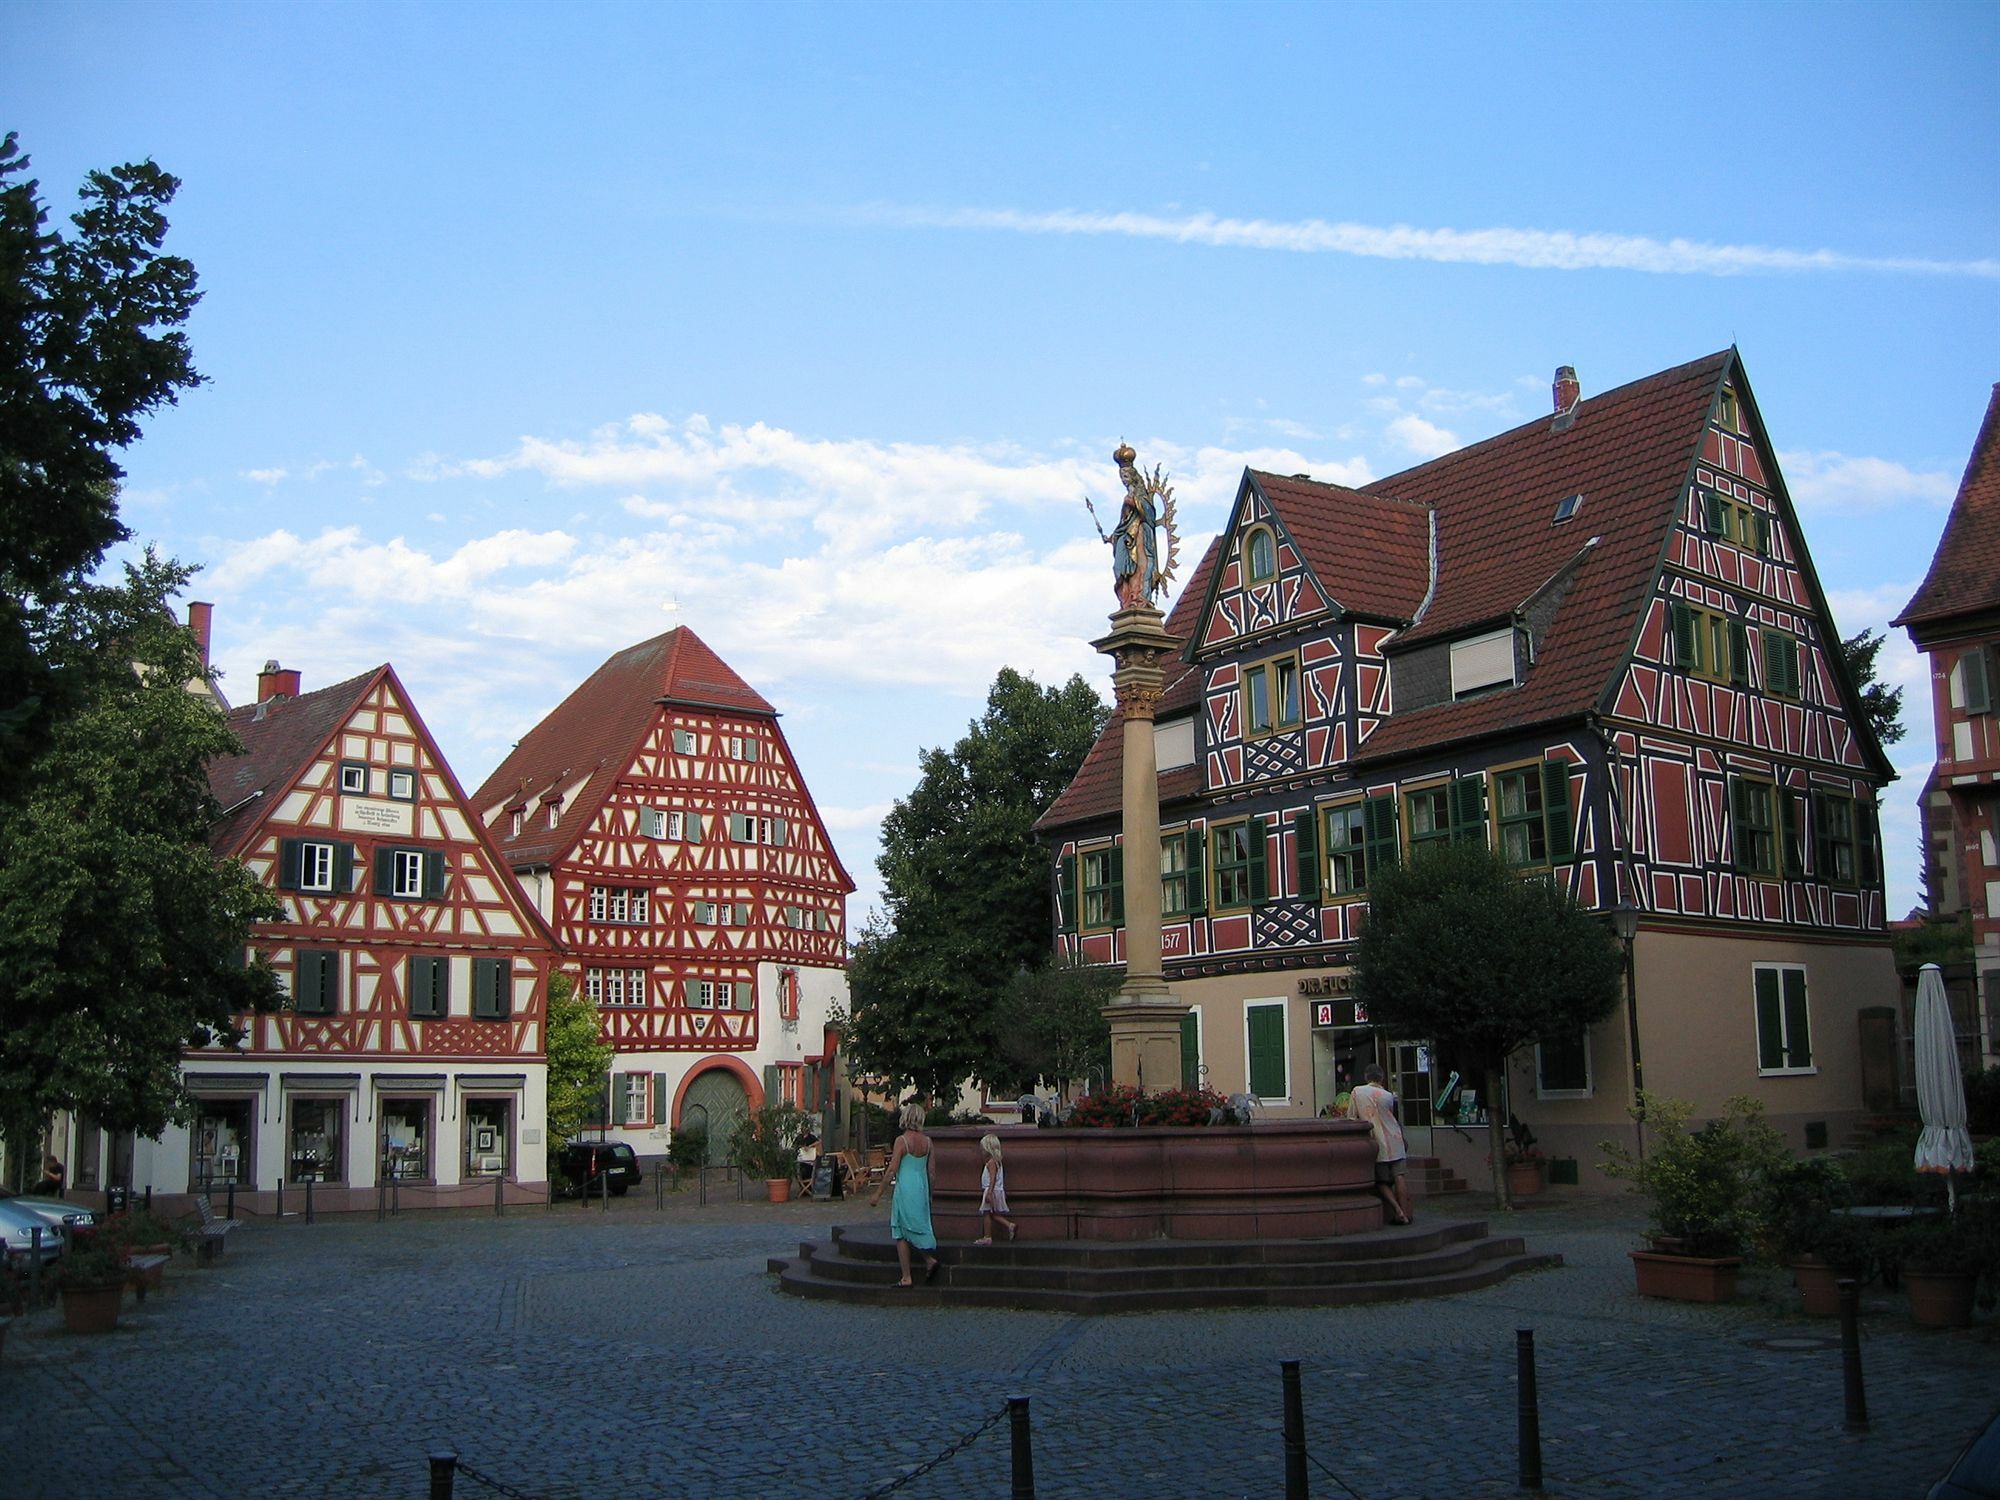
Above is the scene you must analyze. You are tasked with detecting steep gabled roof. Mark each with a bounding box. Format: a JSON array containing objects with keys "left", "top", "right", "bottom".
[
  {"left": 1243, "top": 473, "right": 1432, "bottom": 624},
  {"left": 207, "top": 668, "right": 384, "bottom": 856},
  {"left": 1894, "top": 384, "right": 2000, "bottom": 634},
  {"left": 470, "top": 626, "right": 779, "bottom": 868},
  {"left": 1352, "top": 350, "right": 1730, "bottom": 760}
]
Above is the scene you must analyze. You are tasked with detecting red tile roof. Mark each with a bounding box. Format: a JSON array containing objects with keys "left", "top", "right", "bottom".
[
  {"left": 470, "top": 626, "right": 778, "bottom": 868},
  {"left": 1894, "top": 384, "right": 2000, "bottom": 633},
  {"left": 1353, "top": 350, "right": 1729, "bottom": 760},
  {"left": 1248, "top": 473, "right": 1432, "bottom": 622},
  {"left": 207, "top": 668, "right": 385, "bottom": 857},
  {"left": 1040, "top": 352, "right": 1735, "bottom": 827}
]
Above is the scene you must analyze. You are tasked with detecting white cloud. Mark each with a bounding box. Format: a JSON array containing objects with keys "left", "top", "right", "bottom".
[
  {"left": 1386, "top": 413, "right": 1460, "bottom": 459},
  {"left": 863, "top": 204, "right": 2000, "bottom": 279},
  {"left": 1777, "top": 450, "right": 1958, "bottom": 512},
  {"left": 819, "top": 801, "right": 894, "bottom": 832},
  {"left": 243, "top": 467, "right": 288, "bottom": 484}
]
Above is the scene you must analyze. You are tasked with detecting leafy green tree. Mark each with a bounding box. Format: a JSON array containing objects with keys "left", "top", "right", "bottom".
[
  {"left": 989, "top": 957, "right": 1117, "bottom": 1099},
  {"left": 1839, "top": 628, "right": 1905, "bottom": 749},
  {"left": 0, "top": 555, "right": 283, "bottom": 1146},
  {"left": 2, "top": 133, "right": 204, "bottom": 790},
  {"left": 846, "top": 668, "right": 1108, "bottom": 1100},
  {"left": 1354, "top": 840, "right": 1624, "bottom": 1207},
  {"left": 542, "top": 971, "right": 613, "bottom": 1145}
]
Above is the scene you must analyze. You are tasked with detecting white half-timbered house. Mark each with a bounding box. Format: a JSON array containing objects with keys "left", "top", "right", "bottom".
[
  {"left": 120, "top": 661, "right": 558, "bottom": 1213},
  {"left": 1040, "top": 351, "right": 1900, "bottom": 1184},
  {"left": 473, "top": 627, "right": 853, "bottom": 1163}
]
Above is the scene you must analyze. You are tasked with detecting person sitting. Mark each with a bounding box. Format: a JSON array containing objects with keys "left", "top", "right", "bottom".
[{"left": 795, "top": 1132, "right": 820, "bottom": 1190}]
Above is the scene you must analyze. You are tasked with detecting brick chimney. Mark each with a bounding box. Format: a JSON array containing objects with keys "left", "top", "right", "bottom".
[
  {"left": 257, "top": 659, "right": 301, "bottom": 701},
  {"left": 186, "top": 601, "right": 213, "bottom": 670},
  {"left": 1551, "top": 365, "right": 1581, "bottom": 432}
]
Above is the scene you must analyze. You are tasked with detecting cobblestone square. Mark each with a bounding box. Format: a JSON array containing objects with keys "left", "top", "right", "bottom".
[{"left": 2, "top": 1191, "right": 1994, "bottom": 1498}]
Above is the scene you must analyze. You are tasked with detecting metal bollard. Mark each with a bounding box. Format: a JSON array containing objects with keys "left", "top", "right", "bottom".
[
  {"left": 494, "top": 1170, "right": 504, "bottom": 1217},
  {"left": 600, "top": 1167, "right": 610, "bottom": 1213},
  {"left": 1281, "top": 1360, "right": 1308, "bottom": 1500},
  {"left": 1009, "top": 1394, "right": 1036, "bottom": 1500},
  {"left": 1517, "top": 1328, "right": 1544, "bottom": 1492},
  {"left": 305, "top": 1176, "right": 315, "bottom": 1225},
  {"left": 1839, "top": 1279, "right": 1868, "bottom": 1432},
  {"left": 143, "top": 1186, "right": 152, "bottom": 1213},
  {"left": 226, "top": 1181, "right": 236, "bottom": 1219},
  {"left": 29, "top": 1227, "right": 43, "bottom": 1304},
  {"left": 428, "top": 1450, "right": 457, "bottom": 1499},
  {"left": 275, "top": 1179, "right": 284, "bottom": 1220},
  {"left": 392, "top": 1176, "right": 401, "bottom": 1216},
  {"left": 377, "top": 1174, "right": 387, "bottom": 1223},
  {"left": 655, "top": 1162, "right": 665, "bottom": 1211}
]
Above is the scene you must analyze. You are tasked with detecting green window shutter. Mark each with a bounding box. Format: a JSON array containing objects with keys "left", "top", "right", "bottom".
[
  {"left": 1185, "top": 829, "right": 1206, "bottom": 915},
  {"left": 762, "top": 1064, "right": 780, "bottom": 1103},
  {"left": 474, "top": 958, "right": 511, "bottom": 1019},
  {"left": 336, "top": 843, "right": 356, "bottom": 891},
  {"left": 1180, "top": 1011, "right": 1200, "bottom": 1090},
  {"left": 1247, "top": 1006, "right": 1286, "bottom": 1098},
  {"left": 1542, "top": 761, "right": 1574, "bottom": 861},
  {"left": 594, "top": 1072, "right": 611, "bottom": 1127},
  {"left": 1671, "top": 602, "right": 1698, "bottom": 672},
  {"left": 611, "top": 1075, "right": 630, "bottom": 1126},
  {"left": 1782, "top": 790, "right": 1806, "bottom": 878},
  {"left": 1058, "top": 853, "right": 1077, "bottom": 933},
  {"left": 1754, "top": 968, "right": 1785, "bottom": 1070},
  {"left": 423, "top": 850, "right": 447, "bottom": 899},
  {"left": 1294, "top": 810, "right": 1320, "bottom": 900},
  {"left": 1859, "top": 801, "right": 1881, "bottom": 885},
  {"left": 1730, "top": 779, "right": 1751, "bottom": 872},
  {"left": 1702, "top": 491, "right": 1727, "bottom": 535},
  {"left": 1363, "top": 795, "right": 1400, "bottom": 875},
  {"left": 1752, "top": 511, "right": 1771, "bottom": 555},
  {"left": 687, "top": 814, "right": 703, "bottom": 843},
  {"left": 1247, "top": 818, "right": 1269, "bottom": 904},
  {"left": 653, "top": 1072, "right": 669, "bottom": 1126},
  {"left": 1782, "top": 969, "right": 1812, "bottom": 1068},
  {"left": 1108, "top": 846, "right": 1125, "bottom": 924},
  {"left": 1728, "top": 618, "right": 1749, "bottom": 686},
  {"left": 1762, "top": 631, "right": 1789, "bottom": 696},
  {"left": 373, "top": 847, "right": 395, "bottom": 895},
  {"left": 278, "top": 838, "right": 304, "bottom": 890},
  {"left": 1450, "top": 776, "right": 1486, "bottom": 845},
  {"left": 682, "top": 978, "right": 700, "bottom": 1005},
  {"left": 774, "top": 818, "right": 789, "bottom": 847},
  {"left": 409, "top": 956, "right": 447, "bottom": 1018},
  {"left": 1962, "top": 648, "right": 1992, "bottom": 714}
]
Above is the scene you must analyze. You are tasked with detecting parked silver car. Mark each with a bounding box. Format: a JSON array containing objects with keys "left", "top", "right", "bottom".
[
  {"left": 0, "top": 1198, "right": 65, "bottom": 1264},
  {"left": 0, "top": 1188, "right": 97, "bottom": 1237}
]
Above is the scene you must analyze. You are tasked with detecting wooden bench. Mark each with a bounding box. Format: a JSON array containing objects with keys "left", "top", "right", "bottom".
[
  {"left": 190, "top": 1195, "right": 240, "bottom": 1264},
  {"left": 124, "top": 1253, "right": 170, "bottom": 1302}
]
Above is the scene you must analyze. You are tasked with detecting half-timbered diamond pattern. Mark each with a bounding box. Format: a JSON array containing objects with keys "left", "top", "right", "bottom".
[
  {"left": 474, "top": 627, "right": 853, "bottom": 1156},
  {"left": 1040, "top": 350, "right": 1899, "bottom": 1170}
]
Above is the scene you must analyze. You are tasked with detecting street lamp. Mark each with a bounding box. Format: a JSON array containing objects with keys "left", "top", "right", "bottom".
[{"left": 1608, "top": 901, "right": 1644, "bottom": 1162}]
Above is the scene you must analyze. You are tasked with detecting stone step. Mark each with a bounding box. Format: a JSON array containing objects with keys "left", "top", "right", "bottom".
[{"left": 829, "top": 1218, "right": 1488, "bottom": 1267}]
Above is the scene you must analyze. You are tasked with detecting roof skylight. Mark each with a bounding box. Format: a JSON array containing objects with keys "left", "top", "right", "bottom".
[{"left": 1553, "top": 493, "right": 1584, "bottom": 524}]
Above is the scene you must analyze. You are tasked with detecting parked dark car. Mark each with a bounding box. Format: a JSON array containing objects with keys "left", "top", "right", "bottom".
[
  {"left": 556, "top": 1140, "right": 643, "bottom": 1197},
  {"left": 1931, "top": 1404, "right": 2000, "bottom": 1500}
]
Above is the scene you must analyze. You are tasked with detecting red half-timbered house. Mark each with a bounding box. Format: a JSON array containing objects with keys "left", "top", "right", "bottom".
[
  {"left": 130, "top": 661, "right": 557, "bottom": 1212},
  {"left": 473, "top": 627, "right": 853, "bottom": 1163},
  {"left": 1895, "top": 382, "right": 2000, "bottom": 1074},
  {"left": 1041, "top": 351, "right": 1899, "bottom": 1183}
]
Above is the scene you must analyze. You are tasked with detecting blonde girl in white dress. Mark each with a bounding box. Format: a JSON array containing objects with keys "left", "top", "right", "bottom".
[{"left": 974, "top": 1133, "right": 1018, "bottom": 1245}]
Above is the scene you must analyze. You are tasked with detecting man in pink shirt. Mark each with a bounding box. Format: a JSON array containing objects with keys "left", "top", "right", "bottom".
[{"left": 1349, "top": 1064, "right": 1413, "bottom": 1226}]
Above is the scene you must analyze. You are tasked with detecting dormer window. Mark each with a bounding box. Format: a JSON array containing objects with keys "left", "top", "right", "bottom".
[
  {"left": 1448, "top": 629, "right": 1517, "bottom": 699},
  {"left": 1717, "top": 386, "right": 1740, "bottom": 432},
  {"left": 1553, "top": 494, "right": 1583, "bottom": 524},
  {"left": 1243, "top": 526, "right": 1277, "bottom": 584},
  {"left": 510, "top": 810, "right": 523, "bottom": 838}
]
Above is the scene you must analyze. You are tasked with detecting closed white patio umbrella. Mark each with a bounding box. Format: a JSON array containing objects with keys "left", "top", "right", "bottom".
[{"left": 1913, "top": 963, "right": 1976, "bottom": 1211}]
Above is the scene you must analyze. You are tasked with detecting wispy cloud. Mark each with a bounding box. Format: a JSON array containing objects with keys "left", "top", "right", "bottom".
[
  {"left": 1778, "top": 450, "right": 1959, "bottom": 512},
  {"left": 1386, "top": 413, "right": 1459, "bottom": 459},
  {"left": 862, "top": 205, "right": 2000, "bottom": 279}
]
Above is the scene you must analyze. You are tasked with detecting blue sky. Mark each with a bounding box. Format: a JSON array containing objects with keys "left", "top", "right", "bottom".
[{"left": 9, "top": 2, "right": 1998, "bottom": 923}]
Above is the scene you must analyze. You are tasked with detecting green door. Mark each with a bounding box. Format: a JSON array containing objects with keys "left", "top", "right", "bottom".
[
  {"left": 1180, "top": 1011, "right": 1201, "bottom": 1090},
  {"left": 1247, "top": 1004, "right": 1287, "bottom": 1100},
  {"left": 680, "top": 1067, "right": 748, "bottom": 1167}
]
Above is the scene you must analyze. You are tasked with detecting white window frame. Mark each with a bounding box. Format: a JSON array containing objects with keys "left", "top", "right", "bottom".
[
  {"left": 391, "top": 848, "right": 426, "bottom": 899},
  {"left": 640, "top": 807, "right": 665, "bottom": 839},
  {"left": 673, "top": 729, "right": 696, "bottom": 754},
  {"left": 1244, "top": 998, "right": 1291, "bottom": 1105},
  {"left": 339, "top": 763, "right": 368, "bottom": 795},
  {"left": 590, "top": 885, "right": 648, "bottom": 925},
  {"left": 388, "top": 769, "right": 416, "bottom": 801},
  {"left": 1754, "top": 962, "right": 1818, "bottom": 1078},
  {"left": 1534, "top": 1027, "right": 1594, "bottom": 1099},
  {"left": 299, "top": 841, "right": 336, "bottom": 894},
  {"left": 665, "top": 810, "right": 686, "bottom": 840},
  {"left": 622, "top": 1073, "right": 651, "bottom": 1127}
]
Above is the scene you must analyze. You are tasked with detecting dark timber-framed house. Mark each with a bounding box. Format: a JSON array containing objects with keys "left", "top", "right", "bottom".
[{"left": 1039, "top": 351, "right": 1897, "bottom": 1182}]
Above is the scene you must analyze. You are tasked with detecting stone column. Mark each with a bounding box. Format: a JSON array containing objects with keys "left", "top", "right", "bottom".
[{"left": 1093, "top": 604, "right": 1191, "bottom": 1093}]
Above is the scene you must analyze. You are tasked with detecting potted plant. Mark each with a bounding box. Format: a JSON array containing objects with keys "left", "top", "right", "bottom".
[
  {"left": 1754, "top": 1155, "right": 1873, "bottom": 1316},
  {"left": 1895, "top": 1205, "right": 1993, "bottom": 1329},
  {"left": 1602, "top": 1092, "right": 1786, "bottom": 1302},
  {"left": 55, "top": 1239, "right": 128, "bottom": 1334},
  {"left": 730, "top": 1104, "right": 808, "bottom": 1202},
  {"left": 95, "top": 1209, "right": 189, "bottom": 1295},
  {"left": 1503, "top": 1119, "right": 1546, "bottom": 1197}
]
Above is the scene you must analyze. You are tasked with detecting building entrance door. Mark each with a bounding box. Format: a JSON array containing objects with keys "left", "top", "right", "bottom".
[
  {"left": 681, "top": 1067, "right": 748, "bottom": 1167},
  {"left": 1388, "top": 1041, "right": 1435, "bottom": 1155}
]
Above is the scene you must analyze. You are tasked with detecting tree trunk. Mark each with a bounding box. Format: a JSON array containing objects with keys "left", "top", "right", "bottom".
[{"left": 1488, "top": 1065, "right": 1513, "bottom": 1212}]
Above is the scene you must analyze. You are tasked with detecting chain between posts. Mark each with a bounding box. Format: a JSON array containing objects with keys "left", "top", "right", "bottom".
[
  {"left": 451, "top": 1454, "right": 541, "bottom": 1500},
  {"left": 858, "top": 1398, "right": 1013, "bottom": 1500}
]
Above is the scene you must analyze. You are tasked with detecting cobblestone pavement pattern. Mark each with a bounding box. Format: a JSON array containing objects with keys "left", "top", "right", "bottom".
[{"left": 2, "top": 1189, "right": 1995, "bottom": 1498}]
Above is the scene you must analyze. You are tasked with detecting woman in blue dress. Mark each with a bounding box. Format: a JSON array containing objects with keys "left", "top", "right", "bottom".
[{"left": 869, "top": 1102, "right": 941, "bottom": 1286}]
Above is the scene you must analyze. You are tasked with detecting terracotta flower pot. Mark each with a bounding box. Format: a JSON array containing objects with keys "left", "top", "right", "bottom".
[
  {"left": 765, "top": 1178, "right": 792, "bottom": 1204},
  {"left": 1629, "top": 1249, "right": 1741, "bottom": 1303},
  {"left": 1905, "top": 1268, "right": 1976, "bottom": 1329},
  {"left": 1791, "top": 1257, "right": 1843, "bottom": 1317},
  {"left": 1505, "top": 1161, "right": 1544, "bottom": 1197},
  {"left": 60, "top": 1281, "right": 124, "bottom": 1334}
]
